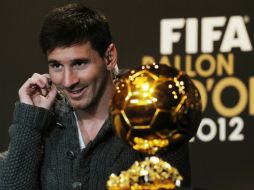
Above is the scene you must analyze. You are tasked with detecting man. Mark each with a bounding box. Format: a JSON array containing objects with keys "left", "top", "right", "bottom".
[{"left": 0, "top": 3, "right": 191, "bottom": 189}]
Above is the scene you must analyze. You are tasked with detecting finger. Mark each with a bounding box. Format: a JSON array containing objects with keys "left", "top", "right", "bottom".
[
  {"left": 42, "top": 73, "right": 52, "bottom": 89},
  {"left": 29, "top": 74, "right": 53, "bottom": 94},
  {"left": 22, "top": 78, "right": 48, "bottom": 97},
  {"left": 27, "top": 77, "right": 46, "bottom": 92},
  {"left": 40, "top": 88, "right": 48, "bottom": 97},
  {"left": 46, "top": 84, "right": 58, "bottom": 103},
  {"left": 19, "top": 73, "right": 54, "bottom": 104},
  {"left": 31, "top": 73, "right": 49, "bottom": 89}
]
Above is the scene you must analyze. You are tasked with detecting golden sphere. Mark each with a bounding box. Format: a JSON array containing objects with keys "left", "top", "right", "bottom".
[{"left": 112, "top": 63, "right": 202, "bottom": 154}]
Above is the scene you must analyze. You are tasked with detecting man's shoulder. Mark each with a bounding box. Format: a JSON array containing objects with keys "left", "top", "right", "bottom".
[{"left": 0, "top": 151, "right": 8, "bottom": 160}]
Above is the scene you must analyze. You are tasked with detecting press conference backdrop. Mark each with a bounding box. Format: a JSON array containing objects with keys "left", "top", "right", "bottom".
[{"left": 0, "top": 0, "right": 253, "bottom": 189}]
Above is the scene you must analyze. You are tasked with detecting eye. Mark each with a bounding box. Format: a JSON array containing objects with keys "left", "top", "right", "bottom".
[
  {"left": 73, "top": 60, "right": 90, "bottom": 70},
  {"left": 48, "top": 62, "right": 63, "bottom": 72}
]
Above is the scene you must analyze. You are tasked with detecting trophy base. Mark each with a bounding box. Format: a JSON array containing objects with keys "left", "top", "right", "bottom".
[{"left": 107, "top": 156, "right": 183, "bottom": 190}]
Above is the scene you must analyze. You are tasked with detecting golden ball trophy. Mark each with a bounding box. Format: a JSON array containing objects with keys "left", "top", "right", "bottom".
[{"left": 107, "top": 63, "right": 202, "bottom": 190}]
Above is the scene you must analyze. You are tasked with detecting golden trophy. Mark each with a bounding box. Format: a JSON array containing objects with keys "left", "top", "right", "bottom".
[{"left": 107, "top": 63, "right": 202, "bottom": 190}]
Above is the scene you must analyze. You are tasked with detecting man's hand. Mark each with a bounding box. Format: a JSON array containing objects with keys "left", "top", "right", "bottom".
[{"left": 18, "top": 73, "right": 57, "bottom": 110}]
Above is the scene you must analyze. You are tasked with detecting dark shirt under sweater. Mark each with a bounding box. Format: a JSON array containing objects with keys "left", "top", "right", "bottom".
[{"left": 0, "top": 101, "right": 191, "bottom": 190}]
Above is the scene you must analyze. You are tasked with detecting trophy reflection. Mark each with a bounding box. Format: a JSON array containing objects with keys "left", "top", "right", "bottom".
[{"left": 107, "top": 63, "right": 202, "bottom": 190}]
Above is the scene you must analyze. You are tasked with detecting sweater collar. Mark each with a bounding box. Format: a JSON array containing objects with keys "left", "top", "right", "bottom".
[{"left": 53, "top": 99, "right": 115, "bottom": 148}]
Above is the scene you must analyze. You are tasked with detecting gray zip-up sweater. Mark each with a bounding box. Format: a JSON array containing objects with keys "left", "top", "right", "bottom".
[{"left": 0, "top": 101, "right": 191, "bottom": 190}]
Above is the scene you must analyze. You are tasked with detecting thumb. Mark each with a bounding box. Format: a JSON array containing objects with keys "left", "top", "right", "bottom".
[{"left": 47, "top": 85, "right": 58, "bottom": 103}]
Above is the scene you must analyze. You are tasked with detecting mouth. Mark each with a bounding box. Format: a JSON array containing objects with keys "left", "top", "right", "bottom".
[{"left": 65, "top": 86, "right": 87, "bottom": 99}]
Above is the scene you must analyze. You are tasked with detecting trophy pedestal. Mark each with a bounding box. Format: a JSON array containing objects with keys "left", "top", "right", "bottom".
[{"left": 107, "top": 156, "right": 183, "bottom": 190}]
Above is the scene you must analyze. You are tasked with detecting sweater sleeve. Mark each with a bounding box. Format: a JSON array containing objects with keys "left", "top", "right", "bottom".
[{"left": 0, "top": 102, "right": 54, "bottom": 190}]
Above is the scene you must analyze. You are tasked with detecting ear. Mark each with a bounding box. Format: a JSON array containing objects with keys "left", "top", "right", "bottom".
[{"left": 104, "top": 43, "right": 118, "bottom": 71}]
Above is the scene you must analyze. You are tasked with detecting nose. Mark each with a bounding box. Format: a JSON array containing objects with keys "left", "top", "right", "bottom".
[{"left": 62, "top": 69, "right": 79, "bottom": 88}]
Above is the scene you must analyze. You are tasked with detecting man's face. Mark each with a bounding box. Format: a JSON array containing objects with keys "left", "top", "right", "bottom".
[{"left": 47, "top": 42, "right": 110, "bottom": 110}]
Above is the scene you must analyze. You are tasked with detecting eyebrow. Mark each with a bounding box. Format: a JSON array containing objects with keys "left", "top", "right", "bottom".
[
  {"left": 47, "top": 60, "right": 59, "bottom": 65},
  {"left": 48, "top": 58, "right": 91, "bottom": 65},
  {"left": 71, "top": 58, "right": 91, "bottom": 64}
]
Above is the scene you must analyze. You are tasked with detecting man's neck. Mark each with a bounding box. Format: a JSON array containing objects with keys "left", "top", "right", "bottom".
[
  {"left": 74, "top": 80, "right": 115, "bottom": 144},
  {"left": 75, "top": 113, "right": 108, "bottom": 145}
]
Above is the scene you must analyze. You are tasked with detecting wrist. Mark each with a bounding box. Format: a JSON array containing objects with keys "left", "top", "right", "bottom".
[{"left": 13, "top": 102, "right": 55, "bottom": 131}]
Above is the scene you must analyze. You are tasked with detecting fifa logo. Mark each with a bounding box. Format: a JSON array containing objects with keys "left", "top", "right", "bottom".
[{"left": 160, "top": 16, "right": 253, "bottom": 54}]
